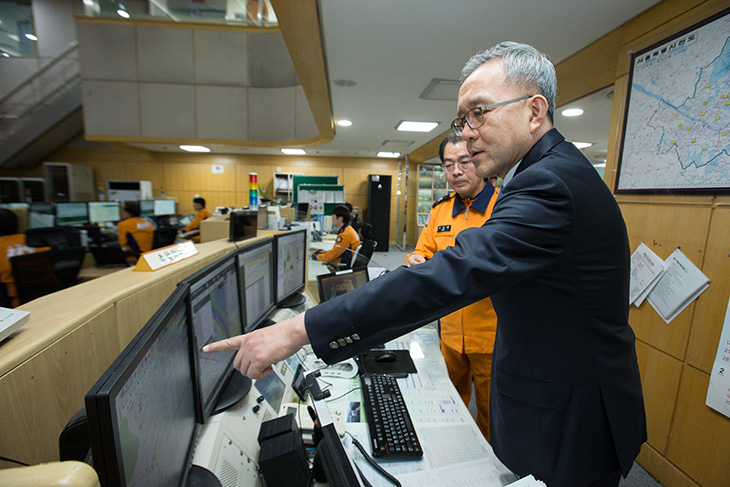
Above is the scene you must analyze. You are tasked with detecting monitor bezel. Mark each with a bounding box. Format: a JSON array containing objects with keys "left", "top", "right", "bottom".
[
  {"left": 84, "top": 284, "right": 198, "bottom": 487},
  {"left": 87, "top": 201, "right": 122, "bottom": 224},
  {"left": 55, "top": 202, "right": 90, "bottom": 226},
  {"left": 235, "top": 238, "right": 277, "bottom": 333},
  {"left": 316, "top": 267, "right": 370, "bottom": 303},
  {"left": 180, "top": 252, "right": 243, "bottom": 420},
  {"left": 273, "top": 228, "right": 308, "bottom": 306}
]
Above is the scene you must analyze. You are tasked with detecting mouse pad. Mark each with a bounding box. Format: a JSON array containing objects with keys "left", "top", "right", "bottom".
[{"left": 359, "top": 350, "right": 417, "bottom": 377}]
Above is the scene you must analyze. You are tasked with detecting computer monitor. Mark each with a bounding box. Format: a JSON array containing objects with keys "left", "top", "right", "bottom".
[
  {"left": 236, "top": 239, "right": 276, "bottom": 332},
  {"left": 28, "top": 202, "right": 55, "bottom": 229},
  {"left": 88, "top": 202, "right": 121, "bottom": 224},
  {"left": 154, "top": 199, "right": 176, "bottom": 217},
  {"left": 274, "top": 229, "right": 307, "bottom": 308},
  {"left": 55, "top": 202, "right": 89, "bottom": 226},
  {"left": 139, "top": 200, "right": 154, "bottom": 218},
  {"left": 229, "top": 209, "right": 258, "bottom": 242},
  {"left": 316, "top": 268, "right": 370, "bottom": 303},
  {"left": 85, "top": 284, "right": 199, "bottom": 487},
  {"left": 182, "top": 253, "right": 249, "bottom": 418}
]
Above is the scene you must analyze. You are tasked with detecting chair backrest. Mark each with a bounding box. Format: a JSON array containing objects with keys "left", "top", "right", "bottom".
[
  {"left": 10, "top": 247, "right": 86, "bottom": 304},
  {"left": 352, "top": 238, "right": 375, "bottom": 269},
  {"left": 25, "top": 227, "right": 68, "bottom": 249},
  {"left": 125, "top": 232, "right": 142, "bottom": 256},
  {"left": 89, "top": 245, "right": 130, "bottom": 267},
  {"left": 359, "top": 222, "right": 375, "bottom": 241},
  {"left": 153, "top": 227, "right": 178, "bottom": 249}
]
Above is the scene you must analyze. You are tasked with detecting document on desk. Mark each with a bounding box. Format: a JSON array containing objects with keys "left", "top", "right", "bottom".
[
  {"left": 646, "top": 248, "right": 709, "bottom": 323},
  {"left": 629, "top": 242, "right": 666, "bottom": 306},
  {"left": 398, "top": 458, "right": 505, "bottom": 487}
]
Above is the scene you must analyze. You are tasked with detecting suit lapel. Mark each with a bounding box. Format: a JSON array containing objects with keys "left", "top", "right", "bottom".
[{"left": 514, "top": 128, "right": 565, "bottom": 177}]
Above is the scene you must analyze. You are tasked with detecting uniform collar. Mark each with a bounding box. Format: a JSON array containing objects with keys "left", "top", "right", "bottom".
[
  {"left": 337, "top": 223, "right": 350, "bottom": 234},
  {"left": 452, "top": 184, "right": 495, "bottom": 217}
]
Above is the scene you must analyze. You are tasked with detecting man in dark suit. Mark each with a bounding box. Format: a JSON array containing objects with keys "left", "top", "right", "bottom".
[{"left": 205, "top": 41, "right": 646, "bottom": 486}]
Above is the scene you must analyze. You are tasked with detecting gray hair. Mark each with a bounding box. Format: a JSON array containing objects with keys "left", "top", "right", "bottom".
[{"left": 460, "top": 41, "right": 556, "bottom": 122}]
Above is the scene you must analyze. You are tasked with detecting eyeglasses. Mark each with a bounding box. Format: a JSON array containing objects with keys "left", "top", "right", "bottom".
[
  {"left": 442, "top": 160, "right": 473, "bottom": 173},
  {"left": 451, "top": 95, "right": 533, "bottom": 136}
]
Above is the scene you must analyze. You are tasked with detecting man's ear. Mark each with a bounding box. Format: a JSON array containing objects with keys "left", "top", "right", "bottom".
[{"left": 528, "top": 95, "right": 549, "bottom": 134}]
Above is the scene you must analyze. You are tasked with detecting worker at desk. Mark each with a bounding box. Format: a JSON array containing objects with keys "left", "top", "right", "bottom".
[
  {"left": 179, "top": 197, "right": 212, "bottom": 243},
  {"left": 117, "top": 202, "right": 154, "bottom": 262},
  {"left": 312, "top": 205, "right": 360, "bottom": 267},
  {"left": 0, "top": 209, "right": 50, "bottom": 307}
]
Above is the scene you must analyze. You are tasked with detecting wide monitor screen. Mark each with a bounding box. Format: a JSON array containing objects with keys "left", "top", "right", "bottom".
[
  {"left": 154, "top": 199, "right": 176, "bottom": 216},
  {"left": 316, "top": 268, "right": 370, "bottom": 303},
  {"left": 139, "top": 200, "right": 155, "bottom": 218},
  {"left": 88, "top": 202, "right": 121, "bottom": 224},
  {"left": 236, "top": 239, "right": 276, "bottom": 332},
  {"left": 28, "top": 203, "right": 55, "bottom": 228},
  {"left": 85, "top": 284, "right": 198, "bottom": 487},
  {"left": 274, "top": 229, "right": 307, "bottom": 307},
  {"left": 56, "top": 202, "right": 89, "bottom": 226},
  {"left": 184, "top": 254, "right": 243, "bottom": 417}
]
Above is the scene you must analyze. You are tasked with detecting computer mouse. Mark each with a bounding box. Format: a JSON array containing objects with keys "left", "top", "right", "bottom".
[{"left": 375, "top": 351, "right": 397, "bottom": 363}]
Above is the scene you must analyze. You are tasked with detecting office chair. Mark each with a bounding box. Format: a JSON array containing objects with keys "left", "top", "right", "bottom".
[
  {"left": 25, "top": 227, "right": 79, "bottom": 250},
  {"left": 351, "top": 237, "right": 375, "bottom": 270},
  {"left": 89, "top": 245, "right": 131, "bottom": 268},
  {"left": 10, "top": 247, "right": 86, "bottom": 304},
  {"left": 152, "top": 227, "right": 178, "bottom": 249}
]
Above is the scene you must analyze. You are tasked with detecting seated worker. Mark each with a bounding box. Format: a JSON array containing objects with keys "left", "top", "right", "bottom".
[
  {"left": 343, "top": 202, "right": 362, "bottom": 233},
  {"left": 0, "top": 209, "right": 50, "bottom": 307},
  {"left": 179, "top": 197, "right": 212, "bottom": 243},
  {"left": 118, "top": 202, "right": 154, "bottom": 262},
  {"left": 312, "top": 205, "right": 360, "bottom": 267}
]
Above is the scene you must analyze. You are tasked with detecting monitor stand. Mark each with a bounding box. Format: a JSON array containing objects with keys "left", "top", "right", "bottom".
[
  {"left": 212, "top": 373, "right": 252, "bottom": 415},
  {"left": 277, "top": 292, "right": 306, "bottom": 308},
  {"left": 186, "top": 464, "right": 222, "bottom": 487}
]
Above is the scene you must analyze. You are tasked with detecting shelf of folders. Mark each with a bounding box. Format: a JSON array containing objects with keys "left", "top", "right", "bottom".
[{"left": 296, "top": 184, "right": 345, "bottom": 216}]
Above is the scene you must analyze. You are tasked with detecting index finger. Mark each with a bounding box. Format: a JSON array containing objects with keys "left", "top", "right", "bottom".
[{"left": 203, "top": 335, "right": 243, "bottom": 353}]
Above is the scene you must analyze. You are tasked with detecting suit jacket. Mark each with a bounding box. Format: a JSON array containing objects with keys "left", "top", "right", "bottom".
[{"left": 305, "top": 128, "right": 646, "bottom": 485}]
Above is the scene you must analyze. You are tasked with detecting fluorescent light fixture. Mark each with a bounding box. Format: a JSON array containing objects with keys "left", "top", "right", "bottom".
[
  {"left": 593, "top": 163, "right": 606, "bottom": 168},
  {"left": 571, "top": 141, "right": 593, "bottom": 149},
  {"left": 179, "top": 145, "right": 210, "bottom": 153},
  {"left": 396, "top": 121, "right": 439, "bottom": 132},
  {"left": 1, "top": 53, "right": 9, "bottom": 58},
  {"left": 336, "top": 119, "right": 352, "bottom": 127},
  {"left": 281, "top": 148, "right": 306, "bottom": 155},
  {"left": 117, "top": 9, "right": 130, "bottom": 18},
  {"left": 377, "top": 151, "right": 401, "bottom": 158},
  {"left": 561, "top": 108, "right": 584, "bottom": 117},
  {"left": 24, "top": 33, "right": 38, "bottom": 41}
]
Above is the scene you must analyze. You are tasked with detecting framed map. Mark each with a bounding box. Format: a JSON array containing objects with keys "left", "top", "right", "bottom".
[{"left": 616, "top": 8, "right": 730, "bottom": 193}]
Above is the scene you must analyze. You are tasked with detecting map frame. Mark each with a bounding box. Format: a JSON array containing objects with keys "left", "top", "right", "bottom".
[{"left": 615, "top": 7, "right": 730, "bottom": 194}]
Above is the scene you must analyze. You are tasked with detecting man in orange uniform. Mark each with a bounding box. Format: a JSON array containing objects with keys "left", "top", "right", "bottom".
[
  {"left": 405, "top": 133, "right": 499, "bottom": 440},
  {"left": 0, "top": 209, "right": 50, "bottom": 307},
  {"left": 118, "top": 202, "right": 154, "bottom": 262},
  {"left": 181, "top": 197, "right": 212, "bottom": 243},
  {"left": 313, "top": 205, "right": 360, "bottom": 267}
]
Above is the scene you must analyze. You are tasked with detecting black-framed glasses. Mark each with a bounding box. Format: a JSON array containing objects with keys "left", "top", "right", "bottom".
[{"left": 451, "top": 95, "right": 533, "bottom": 136}]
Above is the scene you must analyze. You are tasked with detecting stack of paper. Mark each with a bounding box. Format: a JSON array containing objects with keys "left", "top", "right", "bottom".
[
  {"left": 647, "top": 248, "right": 709, "bottom": 323},
  {"left": 629, "top": 242, "right": 666, "bottom": 306},
  {"left": 0, "top": 307, "right": 30, "bottom": 343},
  {"left": 706, "top": 295, "right": 730, "bottom": 419}
]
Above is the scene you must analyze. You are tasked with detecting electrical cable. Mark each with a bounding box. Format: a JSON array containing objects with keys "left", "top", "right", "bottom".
[
  {"left": 325, "top": 386, "right": 361, "bottom": 403},
  {"left": 345, "top": 431, "right": 401, "bottom": 487}
]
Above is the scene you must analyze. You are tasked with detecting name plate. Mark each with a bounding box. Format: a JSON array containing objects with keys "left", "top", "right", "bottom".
[{"left": 134, "top": 240, "right": 199, "bottom": 271}]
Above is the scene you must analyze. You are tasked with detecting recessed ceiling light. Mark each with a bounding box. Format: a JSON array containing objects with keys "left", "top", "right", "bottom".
[
  {"left": 377, "top": 151, "right": 401, "bottom": 158},
  {"left": 337, "top": 120, "right": 352, "bottom": 127},
  {"left": 561, "top": 108, "right": 584, "bottom": 117},
  {"left": 571, "top": 141, "right": 593, "bottom": 149},
  {"left": 281, "top": 148, "right": 306, "bottom": 155},
  {"left": 179, "top": 145, "right": 210, "bottom": 152},
  {"left": 24, "top": 33, "right": 38, "bottom": 41},
  {"left": 396, "top": 121, "right": 439, "bottom": 132},
  {"left": 117, "top": 9, "right": 130, "bottom": 18}
]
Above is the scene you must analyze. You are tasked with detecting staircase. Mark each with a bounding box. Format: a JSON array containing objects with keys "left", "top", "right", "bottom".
[{"left": 0, "top": 42, "right": 83, "bottom": 169}]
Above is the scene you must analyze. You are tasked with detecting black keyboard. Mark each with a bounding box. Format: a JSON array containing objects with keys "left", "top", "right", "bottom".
[{"left": 360, "top": 373, "right": 423, "bottom": 458}]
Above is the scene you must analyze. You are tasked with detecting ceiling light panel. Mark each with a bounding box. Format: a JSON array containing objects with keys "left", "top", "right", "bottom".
[{"left": 396, "top": 121, "right": 439, "bottom": 132}]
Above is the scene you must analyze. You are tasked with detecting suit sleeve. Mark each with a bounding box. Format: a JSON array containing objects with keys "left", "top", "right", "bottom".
[{"left": 305, "top": 167, "right": 575, "bottom": 363}]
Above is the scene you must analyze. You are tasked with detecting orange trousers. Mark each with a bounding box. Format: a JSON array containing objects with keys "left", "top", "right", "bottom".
[{"left": 440, "top": 340, "right": 492, "bottom": 441}]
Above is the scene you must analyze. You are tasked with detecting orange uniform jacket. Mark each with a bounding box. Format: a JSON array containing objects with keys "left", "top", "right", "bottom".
[
  {"left": 316, "top": 224, "right": 360, "bottom": 265},
  {"left": 0, "top": 234, "right": 50, "bottom": 307},
  {"left": 185, "top": 208, "right": 213, "bottom": 232},
  {"left": 406, "top": 186, "right": 499, "bottom": 354},
  {"left": 118, "top": 217, "right": 154, "bottom": 254}
]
